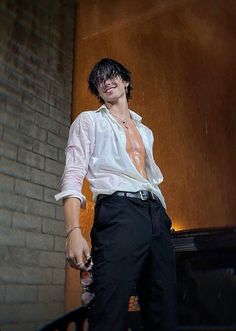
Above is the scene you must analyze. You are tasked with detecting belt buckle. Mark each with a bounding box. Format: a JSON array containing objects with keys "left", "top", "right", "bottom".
[
  {"left": 140, "top": 190, "right": 145, "bottom": 200},
  {"left": 150, "top": 192, "right": 155, "bottom": 200}
]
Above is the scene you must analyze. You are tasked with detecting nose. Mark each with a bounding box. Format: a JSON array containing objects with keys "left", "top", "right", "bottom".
[{"left": 103, "top": 79, "right": 112, "bottom": 88}]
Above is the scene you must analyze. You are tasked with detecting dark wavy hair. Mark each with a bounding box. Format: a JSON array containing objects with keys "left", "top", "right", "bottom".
[{"left": 88, "top": 58, "right": 133, "bottom": 102}]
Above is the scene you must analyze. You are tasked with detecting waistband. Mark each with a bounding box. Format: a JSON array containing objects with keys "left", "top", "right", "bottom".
[{"left": 96, "top": 190, "right": 159, "bottom": 202}]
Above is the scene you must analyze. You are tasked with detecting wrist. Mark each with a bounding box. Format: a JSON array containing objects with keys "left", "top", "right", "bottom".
[{"left": 66, "top": 226, "right": 81, "bottom": 238}]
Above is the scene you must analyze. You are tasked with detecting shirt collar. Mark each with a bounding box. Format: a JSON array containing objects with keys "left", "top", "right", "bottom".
[{"left": 96, "top": 104, "right": 142, "bottom": 123}]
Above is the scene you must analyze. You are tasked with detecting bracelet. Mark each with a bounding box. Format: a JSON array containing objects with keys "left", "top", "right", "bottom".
[{"left": 66, "top": 226, "right": 81, "bottom": 238}]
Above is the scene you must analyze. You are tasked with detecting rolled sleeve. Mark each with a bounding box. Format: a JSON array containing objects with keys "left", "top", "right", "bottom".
[
  {"left": 55, "top": 112, "right": 95, "bottom": 208},
  {"left": 54, "top": 191, "right": 86, "bottom": 208}
]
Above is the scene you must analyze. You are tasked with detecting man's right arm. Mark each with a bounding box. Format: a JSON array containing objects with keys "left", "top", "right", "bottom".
[{"left": 55, "top": 112, "right": 95, "bottom": 270}]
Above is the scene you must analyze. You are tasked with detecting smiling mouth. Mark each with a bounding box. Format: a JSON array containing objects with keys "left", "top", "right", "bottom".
[{"left": 104, "top": 86, "right": 116, "bottom": 93}]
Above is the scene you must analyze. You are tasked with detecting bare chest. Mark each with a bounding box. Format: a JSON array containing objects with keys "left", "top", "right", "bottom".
[{"left": 125, "top": 122, "right": 146, "bottom": 157}]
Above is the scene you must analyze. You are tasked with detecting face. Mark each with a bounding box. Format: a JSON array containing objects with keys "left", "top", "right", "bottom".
[{"left": 97, "top": 76, "right": 128, "bottom": 103}]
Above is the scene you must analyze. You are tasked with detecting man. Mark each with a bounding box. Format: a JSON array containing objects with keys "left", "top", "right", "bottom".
[{"left": 55, "top": 58, "right": 177, "bottom": 331}]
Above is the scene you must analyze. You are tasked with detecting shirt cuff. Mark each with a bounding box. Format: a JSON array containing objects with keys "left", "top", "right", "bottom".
[{"left": 55, "top": 190, "right": 86, "bottom": 208}]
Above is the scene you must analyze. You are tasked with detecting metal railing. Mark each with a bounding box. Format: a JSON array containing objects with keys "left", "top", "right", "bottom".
[{"left": 38, "top": 306, "right": 142, "bottom": 331}]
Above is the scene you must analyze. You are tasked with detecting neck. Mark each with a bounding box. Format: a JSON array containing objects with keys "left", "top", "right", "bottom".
[{"left": 104, "top": 96, "right": 129, "bottom": 118}]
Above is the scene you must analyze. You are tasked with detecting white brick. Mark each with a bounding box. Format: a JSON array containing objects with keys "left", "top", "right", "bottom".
[
  {"left": 0, "top": 302, "right": 63, "bottom": 323},
  {"left": 33, "top": 140, "right": 58, "bottom": 160},
  {"left": 0, "top": 226, "right": 25, "bottom": 247},
  {"left": 0, "top": 209, "right": 12, "bottom": 227},
  {"left": 0, "top": 2, "right": 75, "bottom": 328},
  {"left": 15, "top": 178, "right": 43, "bottom": 200},
  {"left": 49, "top": 106, "right": 70, "bottom": 126},
  {"left": 0, "top": 123, "right": 3, "bottom": 137},
  {"left": 44, "top": 187, "right": 59, "bottom": 203},
  {"left": 0, "top": 80, "right": 22, "bottom": 102},
  {"left": 0, "top": 92, "right": 7, "bottom": 108},
  {"left": 42, "top": 218, "right": 65, "bottom": 236},
  {"left": 31, "top": 168, "right": 58, "bottom": 189},
  {"left": 6, "top": 285, "right": 37, "bottom": 303},
  {"left": 52, "top": 268, "right": 65, "bottom": 285},
  {"left": 0, "top": 157, "right": 31, "bottom": 180},
  {"left": 0, "top": 322, "right": 35, "bottom": 331},
  {"left": 55, "top": 205, "right": 64, "bottom": 220},
  {"left": 35, "top": 112, "right": 60, "bottom": 134},
  {"left": 58, "top": 149, "right": 65, "bottom": 163},
  {"left": 20, "top": 76, "right": 49, "bottom": 101},
  {"left": 26, "top": 198, "right": 55, "bottom": 218},
  {"left": 0, "top": 111, "right": 20, "bottom": 129},
  {"left": 47, "top": 131, "right": 67, "bottom": 149},
  {"left": 0, "top": 192, "right": 27, "bottom": 213},
  {"left": 26, "top": 232, "right": 53, "bottom": 250},
  {"left": 18, "top": 148, "right": 45, "bottom": 170},
  {"left": 1, "top": 64, "right": 19, "bottom": 87},
  {"left": 54, "top": 236, "right": 65, "bottom": 252},
  {"left": 19, "top": 119, "right": 47, "bottom": 141},
  {"left": 23, "top": 93, "right": 49, "bottom": 116},
  {"left": 1, "top": 246, "right": 41, "bottom": 267},
  {"left": 56, "top": 175, "right": 60, "bottom": 190},
  {"left": 0, "top": 284, "right": 6, "bottom": 304},
  {"left": 7, "top": 98, "right": 34, "bottom": 122},
  {"left": 45, "top": 158, "right": 64, "bottom": 176},
  {"left": 0, "top": 266, "right": 52, "bottom": 284},
  {"left": 59, "top": 123, "right": 70, "bottom": 138},
  {"left": 0, "top": 140, "right": 17, "bottom": 160},
  {"left": 52, "top": 85, "right": 72, "bottom": 105},
  {"left": 48, "top": 94, "right": 71, "bottom": 115},
  {"left": 0, "top": 246, "right": 9, "bottom": 264},
  {"left": 39, "top": 251, "right": 65, "bottom": 268},
  {"left": 51, "top": 84, "right": 71, "bottom": 104},
  {"left": 3, "top": 127, "right": 33, "bottom": 150},
  {"left": 12, "top": 212, "right": 41, "bottom": 232},
  {"left": 0, "top": 173, "right": 14, "bottom": 192},
  {"left": 38, "top": 285, "right": 64, "bottom": 303},
  {"left": 22, "top": 76, "right": 50, "bottom": 99}
]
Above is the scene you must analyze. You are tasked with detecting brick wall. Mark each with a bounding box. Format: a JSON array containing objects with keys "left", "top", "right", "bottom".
[{"left": 0, "top": 1, "right": 76, "bottom": 330}]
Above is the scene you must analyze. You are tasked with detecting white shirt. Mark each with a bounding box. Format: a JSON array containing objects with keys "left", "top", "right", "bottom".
[{"left": 55, "top": 105, "right": 166, "bottom": 208}]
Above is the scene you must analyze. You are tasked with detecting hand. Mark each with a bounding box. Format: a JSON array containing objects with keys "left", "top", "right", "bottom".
[{"left": 66, "top": 228, "right": 91, "bottom": 270}]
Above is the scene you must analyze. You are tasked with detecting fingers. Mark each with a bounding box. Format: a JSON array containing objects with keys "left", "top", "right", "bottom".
[
  {"left": 67, "top": 257, "right": 85, "bottom": 270},
  {"left": 75, "top": 260, "right": 86, "bottom": 270},
  {"left": 84, "top": 244, "right": 90, "bottom": 260},
  {"left": 66, "top": 252, "right": 91, "bottom": 271},
  {"left": 66, "top": 236, "right": 91, "bottom": 270},
  {"left": 83, "top": 242, "right": 92, "bottom": 269}
]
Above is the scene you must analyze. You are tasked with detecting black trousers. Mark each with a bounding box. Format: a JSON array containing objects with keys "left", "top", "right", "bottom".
[{"left": 88, "top": 195, "right": 177, "bottom": 331}]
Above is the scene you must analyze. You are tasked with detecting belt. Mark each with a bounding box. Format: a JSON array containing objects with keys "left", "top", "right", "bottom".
[{"left": 97, "top": 190, "right": 158, "bottom": 202}]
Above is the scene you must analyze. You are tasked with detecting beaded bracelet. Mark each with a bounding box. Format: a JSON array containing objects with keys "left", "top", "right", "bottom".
[{"left": 66, "top": 226, "right": 81, "bottom": 238}]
